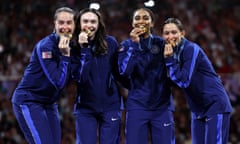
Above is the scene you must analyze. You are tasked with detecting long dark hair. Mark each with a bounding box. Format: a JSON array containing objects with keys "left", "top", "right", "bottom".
[{"left": 73, "top": 8, "right": 107, "bottom": 55}]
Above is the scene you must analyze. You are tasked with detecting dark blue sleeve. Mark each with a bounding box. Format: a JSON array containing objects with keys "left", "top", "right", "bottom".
[
  {"left": 107, "top": 37, "right": 131, "bottom": 89},
  {"left": 36, "top": 40, "right": 70, "bottom": 90},
  {"left": 165, "top": 43, "right": 199, "bottom": 88},
  {"left": 118, "top": 40, "right": 140, "bottom": 76}
]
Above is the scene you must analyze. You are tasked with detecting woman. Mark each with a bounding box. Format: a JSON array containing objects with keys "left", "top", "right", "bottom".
[
  {"left": 118, "top": 8, "right": 175, "bottom": 144},
  {"left": 71, "top": 8, "right": 124, "bottom": 144},
  {"left": 162, "top": 17, "right": 233, "bottom": 144},
  {"left": 11, "top": 7, "right": 75, "bottom": 144}
]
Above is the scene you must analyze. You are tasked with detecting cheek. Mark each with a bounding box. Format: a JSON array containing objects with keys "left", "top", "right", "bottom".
[
  {"left": 55, "top": 25, "right": 61, "bottom": 31},
  {"left": 80, "top": 23, "right": 86, "bottom": 28},
  {"left": 177, "top": 35, "right": 183, "bottom": 41},
  {"left": 163, "top": 34, "right": 173, "bottom": 40},
  {"left": 132, "top": 21, "right": 138, "bottom": 26},
  {"left": 93, "top": 24, "right": 99, "bottom": 31},
  {"left": 71, "top": 25, "right": 76, "bottom": 30},
  {"left": 162, "top": 35, "right": 168, "bottom": 40}
]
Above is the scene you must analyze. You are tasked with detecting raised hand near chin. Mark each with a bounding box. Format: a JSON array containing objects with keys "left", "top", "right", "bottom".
[
  {"left": 164, "top": 40, "right": 176, "bottom": 58},
  {"left": 130, "top": 27, "right": 146, "bottom": 43},
  {"left": 58, "top": 33, "right": 72, "bottom": 56}
]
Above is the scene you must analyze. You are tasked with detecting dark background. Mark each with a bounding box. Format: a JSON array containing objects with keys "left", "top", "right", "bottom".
[{"left": 0, "top": 0, "right": 240, "bottom": 143}]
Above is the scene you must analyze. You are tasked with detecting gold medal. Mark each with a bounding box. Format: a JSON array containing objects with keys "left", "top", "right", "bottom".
[
  {"left": 60, "top": 33, "right": 72, "bottom": 39},
  {"left": 139, "top": 25, "right": 147, "bottom": 33},
  {"left": 82, "top": 29, "right": 91, "bottom": 36}
]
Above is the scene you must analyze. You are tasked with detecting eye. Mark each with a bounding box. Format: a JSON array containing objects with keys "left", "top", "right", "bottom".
[
  {"left": 134, "top": 16, "right": 141, "bottom": 21},
  {"left": 171, "top": 30, "right": 178, "bottom": 34},
  {"left": 163, "top": 31, "right": 169, "bottom": 35},
  {"left": 58, "top": 20, "right": 65, "bottom": 25},
  {"left": 90, "top": 20, "right": 97, "bottom": 24},
  {"left": 66, "top": 21, "right": 73, "bottom": 25},
  {"left": 143, "top": 15, "right": 150, "bottom": 21}
]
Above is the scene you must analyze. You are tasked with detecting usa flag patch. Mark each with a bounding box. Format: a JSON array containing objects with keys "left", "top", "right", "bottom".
[
  {"left": 118, "top": 46, "right": 124, "bottom": 52},
  {"left": 42, "top": 51, "right": 52, "bottom": 59}
]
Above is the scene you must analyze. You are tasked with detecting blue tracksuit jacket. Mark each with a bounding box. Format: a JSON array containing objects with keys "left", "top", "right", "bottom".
[
  {"left": 118, "top": 34, "right": 174, "bottom": 111},
  {"left": 71, "top": 35, "right": 122, "bottom": 112},
  {"left": 164, "top": 38, "right": 232, "bottom": 118},
  {"left": 12, "top": 33, "right": 71, "bottom": 104}
]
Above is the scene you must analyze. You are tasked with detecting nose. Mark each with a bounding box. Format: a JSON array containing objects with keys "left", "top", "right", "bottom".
[
  {"left": 138, "top": 17, "right": 146, "bottom": 24},
  {"left": 165, "top": 35, "right": 174, "bottom": 43},
  {"left": 60, "top": 24, "right": 69, "bottom": 31},
  {"left": 167, "top": 33, "right": 176, "bottom": 40}
]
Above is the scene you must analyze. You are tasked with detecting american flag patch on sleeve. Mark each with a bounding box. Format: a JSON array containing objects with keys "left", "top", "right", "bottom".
[
  {"left": 118, "top": 46, "right": 124, "bottom": 52},
  {"left": 42, "top": 51, "right": 52, "bottom": 59}
]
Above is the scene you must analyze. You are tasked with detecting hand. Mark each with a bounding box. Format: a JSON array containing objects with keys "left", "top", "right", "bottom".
[
  {"left": 164, "top": 41, "right": 175, "bottom": 58},
  {"left": 58, "top": 34, "right": 71, "bottom": 56},
  {"left": 130, "top": 27, "right": 146, "bottom": 43},
  {"left": 78, "top": 30, "right": 89, "bottom": 47}
]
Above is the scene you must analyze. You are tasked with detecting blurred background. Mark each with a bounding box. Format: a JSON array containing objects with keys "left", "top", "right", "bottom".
[{"left": 0, "top": 0, "right": 240, "bottom": 143}]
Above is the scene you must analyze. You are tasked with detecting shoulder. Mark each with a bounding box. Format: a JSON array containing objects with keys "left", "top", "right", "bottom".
[
  {"left": 184, "top": 39, "right": 200, "bottom": 48},
  {"left": 106, "top": 35, "right": 118, "bottom": 47},
  {"left": 120, "top": 39, "right": 132, "bottom": 46},
  {"left": 40, "top": 33, "right": 56, "bottom": 46},
  {"left": 152, "top": 35, "right": 164, "bottom": 41},
  {"left": 106, "top": 35, "right": 117, "bottom": 43},
  {"left": 183, "top": 39, "right": 202, "bottom": 56},
  {"left": 35, "top": 33, "right": 57, "bottom": 52},
  {"left": 151, "top": 35, "right": 165, "bottom": 48},
  {"left": 105, "top": 35, "right": 119, "bottom": 53}
]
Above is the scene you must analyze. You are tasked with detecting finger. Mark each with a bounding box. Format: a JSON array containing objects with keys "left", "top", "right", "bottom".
[
  {"left": 164, "top": 44, "right": 172, "bottom": 51},
  {"left": 65, "top": 39, "right": 70, "bottom": 45},
  {"left": 78, "top": 37, "right": 88, "bottom": 44},
  {"left": 59, "top": 38, "right": 70, "bottom": 48}
]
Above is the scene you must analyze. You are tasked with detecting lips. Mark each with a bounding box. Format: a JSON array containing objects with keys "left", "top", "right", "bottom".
[{"left": 60, "top": 28, "right": 71, "bottom": 33}]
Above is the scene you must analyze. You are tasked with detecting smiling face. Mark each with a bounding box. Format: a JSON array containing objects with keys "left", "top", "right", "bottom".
[
  {"left": 132, "top": 9, "right": 154, "bottom": 35},
  {"left": 80, "top": 12, "right": 99, "bottom": 38},
  {"left": 54, "top": 11, "right": 75, "bottom": 37},
  {"left": 162, "top": 23, "right": 185, "bottom": 45}
]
